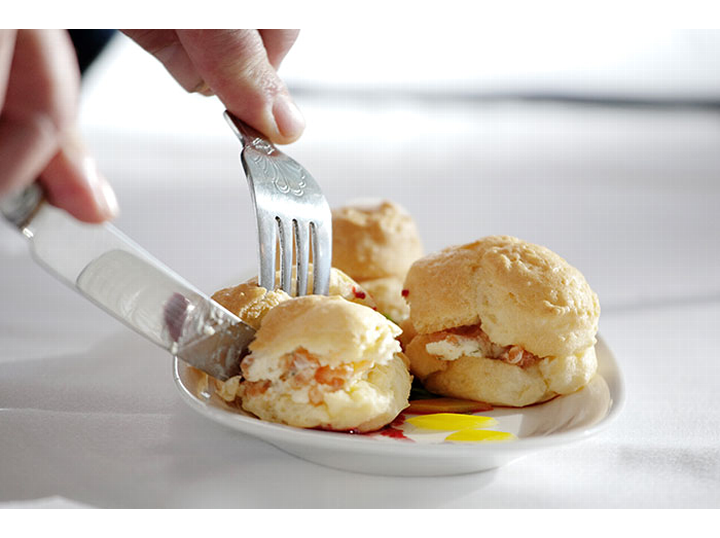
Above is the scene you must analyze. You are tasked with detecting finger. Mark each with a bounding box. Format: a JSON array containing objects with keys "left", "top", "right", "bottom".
[
  {"left": 120, "top": 29, "right": 209, "bottom": 94},
  {"left": 176, "top": 29, "right": 304, "bottom": 144},
  {"left": 0, "top": 30, "right": 117, "bottom": 224},
  {"left": 258, "top": 29, "right": 300, "bottom": 70},
  {"left": 0, "top": 115, "right": 58, "bottom": 198},
  {"left": 0, "top": 30, "right": 17, "bottom": 108},
  {"left": 39, "top": 130, "right": 119, "bottom": 223},
  {"left": 0, "top": 29, "right": 78, "bottom": 198}
]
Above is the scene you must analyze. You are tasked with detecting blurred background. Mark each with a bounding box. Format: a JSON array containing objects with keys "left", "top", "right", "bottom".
[
  {"left": 2, "top": 28, "right": 720, "bottom": 508},
  {"left": 3, "top": 28, "right": 720, "bottom": 358}
]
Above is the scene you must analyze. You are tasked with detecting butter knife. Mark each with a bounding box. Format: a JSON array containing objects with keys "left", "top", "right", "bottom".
[{"left": 0, "top": 183, "right": 254, "bottom": 380}]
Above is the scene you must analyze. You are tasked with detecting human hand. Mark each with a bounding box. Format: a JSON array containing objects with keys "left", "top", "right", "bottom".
[
  {"left": 122, "top": 30, "right": 304, "bottom": 145},
  {"left": 0, "top": 29, "right": 119, "bottom": 223}
]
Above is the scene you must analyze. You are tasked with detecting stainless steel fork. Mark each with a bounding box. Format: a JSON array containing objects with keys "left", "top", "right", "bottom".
[{"left": 224, "top": 111, "right": 331, "bottom": 296}]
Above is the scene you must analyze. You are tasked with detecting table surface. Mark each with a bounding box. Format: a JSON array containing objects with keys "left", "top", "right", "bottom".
[{"left": 1, "top": 38, "right": 719, "bottom": 508}]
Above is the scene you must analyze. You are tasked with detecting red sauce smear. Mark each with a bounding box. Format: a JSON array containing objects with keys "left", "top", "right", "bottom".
[
  {"left": 377, "top": 414, "right": 412, "bottom": 441},
  {"left": 401, "top": 289, "right": 409, "bottom": 297},
  {"left": 351, "top": 286, "right": 366, "bottom": 299},
  {"left": 332, "top": 413, "right": 412, "bottom": 441}
]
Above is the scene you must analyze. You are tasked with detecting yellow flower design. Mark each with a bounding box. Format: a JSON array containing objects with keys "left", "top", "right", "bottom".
[{"left": 405, "top": 413, "right": 516, "bottom": 443}]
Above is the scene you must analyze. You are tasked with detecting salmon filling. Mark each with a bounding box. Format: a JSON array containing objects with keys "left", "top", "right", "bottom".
[
  {"left": 241, "top": 348, "right": 372, "bottom": 405},
  {"left": 424, "top": 324, "right": 542, "bottom": 369}
]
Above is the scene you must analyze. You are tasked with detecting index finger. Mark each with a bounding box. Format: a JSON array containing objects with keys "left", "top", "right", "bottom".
[
  {"left": 176, "top": 29, "right": 304, "bottom": 144},
  {"left": 259, "top": 29, "right": 300, "bottom": 69},
  {"left": 0, "top": 30, "right": 17, "bottom": 107}
]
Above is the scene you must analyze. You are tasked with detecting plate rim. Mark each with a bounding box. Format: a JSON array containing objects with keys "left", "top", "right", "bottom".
[{"left": 173, "top": 333, "right": 625, "bottom": 455}]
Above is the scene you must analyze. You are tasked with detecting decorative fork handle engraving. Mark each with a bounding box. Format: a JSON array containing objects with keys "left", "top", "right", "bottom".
[
  {"left": 246, "top": 149, "right": 307, "bottom": 197},
  {"left": 225, "top": 111, "right": 308, "bottom": 198},
  {"left": 249, "top": 137, "right": 275, "bottom": 155}
]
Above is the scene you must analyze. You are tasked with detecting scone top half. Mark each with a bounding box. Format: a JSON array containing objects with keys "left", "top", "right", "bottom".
[
  {"left": 404, "top": 236, "right": 600, "bottom": 360},
  {"left": 247, "top": 295, "right": 401, "bottom": 370}
]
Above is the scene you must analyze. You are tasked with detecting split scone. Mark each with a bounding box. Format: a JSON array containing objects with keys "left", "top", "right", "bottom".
[
  {"left": 403, "top": 235, "right": 600, "bottom": 407},
  {"left": 237, "top": 295, "right": 411, "bottom": 432},
  {"left": 211, "top": 284, "right": 291, "bottom": 330},
  {"left": 332, "top": 199, "right": 423, "bottom": 322},
  {"left": 210, "top": 267, "right": 379, "bottom": 395}
]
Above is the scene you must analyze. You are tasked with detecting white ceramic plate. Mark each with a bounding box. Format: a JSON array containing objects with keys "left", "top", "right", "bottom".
[{"left": 173, "top": 335, "right": 625, "bottom": 476}]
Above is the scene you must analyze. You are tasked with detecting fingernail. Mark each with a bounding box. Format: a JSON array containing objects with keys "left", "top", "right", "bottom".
[
  {"left": 272, "top": 93, "right": 305, "bottom": 140},
  {"left": 81, "top": 155, "right": 120, "bottom": 219}
]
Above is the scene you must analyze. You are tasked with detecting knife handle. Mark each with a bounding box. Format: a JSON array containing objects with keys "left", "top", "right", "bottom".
[{"left": 0, "top": 182, "right": 44, "bottom": 230}]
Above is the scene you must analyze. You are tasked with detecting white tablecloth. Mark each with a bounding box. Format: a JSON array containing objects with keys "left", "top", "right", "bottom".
[{"left": 1, "top": 38, "right": 719, "bottom": 508}]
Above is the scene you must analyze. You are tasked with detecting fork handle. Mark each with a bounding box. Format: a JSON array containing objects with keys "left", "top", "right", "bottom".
[{"left": 224, "top": 112, "right": 270, "bottom": 150}]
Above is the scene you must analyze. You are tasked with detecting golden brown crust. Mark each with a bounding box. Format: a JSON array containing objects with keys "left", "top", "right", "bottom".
[
  {"left": 404, "top": 235, "right": 600, "bottom": 359},
  {"left": 211, "top": 283, "right": 290, "bottom": 330},
  {"left": 332, "top": 200, "right": 423, "bottom": 281},
  {"left": 249, "top": 295, "right": 401, "bottom": 367}
]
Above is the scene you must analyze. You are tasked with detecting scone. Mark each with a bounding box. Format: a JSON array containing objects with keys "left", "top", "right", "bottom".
[
  {"left": 332, "top": 199, "right": 423, "bottom": 281},
  {"left": 403, "top": 235, "right": 600, "bottom": 407},
  {"left": 332, "top": 199, "right": 423, "bottom": 322},
  {"left": 237, "top": 295, "right": 412, "bottom": 432},
  {"left": 210, "top": 269, "right": 379, "bottom": 397},
  {"left": 211, "top": 284, "right": 291, "bottom": 330}
]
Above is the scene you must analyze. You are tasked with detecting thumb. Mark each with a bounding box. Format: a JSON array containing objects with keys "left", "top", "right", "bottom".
[{"left": 176, "top": 29, "right": 304, "bottom": 144}]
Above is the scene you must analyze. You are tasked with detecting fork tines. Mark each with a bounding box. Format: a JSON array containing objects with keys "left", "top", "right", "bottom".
[
  {"left": 272, "top": 217, "right": 319, "bottom": 296},
  {"left": 225, "top": 111, "right": 331, "bottom": 297}
]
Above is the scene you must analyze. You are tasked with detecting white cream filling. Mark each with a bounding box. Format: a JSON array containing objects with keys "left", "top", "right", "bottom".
[
  {"left": 425, "top": 336, "right": 488, "bottom": 361},
  {"left": 247, "top": 324, "right": 399, "bottom": 382},
  {"left": 244, "top": 354, "right": 385, "bottom": 405}
]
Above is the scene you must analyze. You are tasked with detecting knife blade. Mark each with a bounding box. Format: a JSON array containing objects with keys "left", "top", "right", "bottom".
[{"left": 1, "top": 184, "right": 254, "bottom": 381}]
